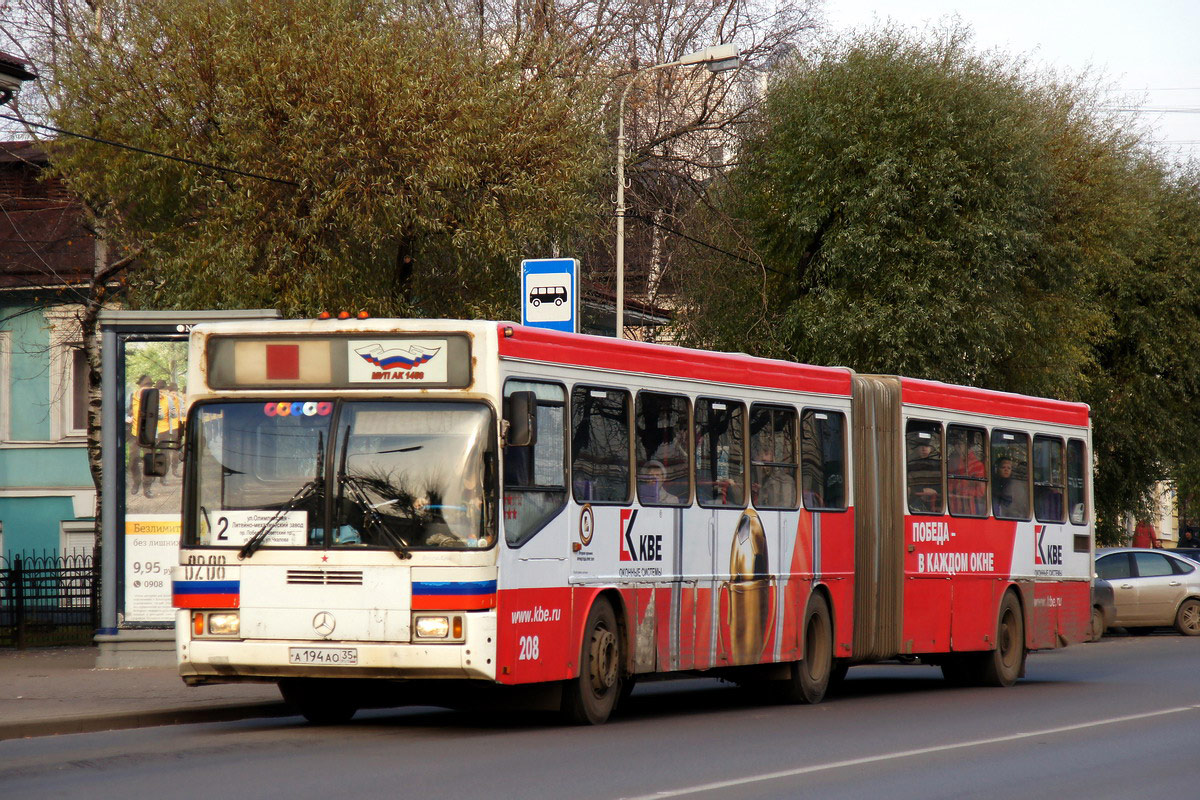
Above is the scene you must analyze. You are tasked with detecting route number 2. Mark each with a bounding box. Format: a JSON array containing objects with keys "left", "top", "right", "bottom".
[{"left": 518, "top": 635, "right": 540, "bottom": 661}]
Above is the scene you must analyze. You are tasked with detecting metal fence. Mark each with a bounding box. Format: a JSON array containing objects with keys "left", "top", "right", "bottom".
[{"left": 0, "top": 551, "right": 98, "bottom": 648}]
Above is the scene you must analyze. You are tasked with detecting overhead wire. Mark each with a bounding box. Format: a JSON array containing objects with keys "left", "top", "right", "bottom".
[{"left": 0, "top": 113, "right": 300, "bottom": 187}]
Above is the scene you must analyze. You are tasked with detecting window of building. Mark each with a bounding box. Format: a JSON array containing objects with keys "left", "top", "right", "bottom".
[
  {"left": 635, "top": 392, "right": 690, "bottom": 506},
  {"left": 1033, "top": 435, "right": 1066, "bottom": 523},
  {"left": 1067, "top": 439, "right": 1088, "bottom": 525},
  {"left": 750, "top": 405, "right": 798, "bottom": 510},
  {"left": 69, "top": 347, "right": 88, "bottom": 433},
  {"left": 695, "top": 398, "right": 745, "bottom": 508},
  {"left": 45, "top": 308, "right": 88, "bottom": 440},
  {"left": 503, "top": 380, "right": 568, "bottom": 546},
  {"left": 947, "top": 425, "right": 987, "bottom": 517},
  {"left": 59, "top": 521, "right": 94, "bottom": 608},
  {"left": 906, "top": 420, "right": 944, "bottom": 515},
  {"left": 800, "top": 409, "right": 847, "bottom": 511},
  {"left": 571, "top": 386, "right": 630, "bottom": 504},
  {"left": 991, "top": 429, "right": 1031, "bottom": 520}
]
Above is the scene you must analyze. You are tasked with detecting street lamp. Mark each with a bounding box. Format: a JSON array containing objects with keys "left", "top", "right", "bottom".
[{"left": 614, "top": 44, "right": 740, "bottom": 339}]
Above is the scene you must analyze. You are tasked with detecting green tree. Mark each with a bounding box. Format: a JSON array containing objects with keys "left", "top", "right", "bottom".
[
  {"left": 1089, "top": 166, "right": 1200, "bottom": 541},
  {"left": 676, "top": 25, "right": 1200, "bottom": 541},
  {"left": 43, "top": 0, "right": 607, "bottom": 319}
]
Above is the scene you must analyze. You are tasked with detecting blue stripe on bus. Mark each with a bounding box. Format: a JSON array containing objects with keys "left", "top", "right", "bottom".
[
  {"left": 173, "top": 580, "right": 240, "bottom": 594},
  {"left": 412, "top": 580, "right": 497, "bottom": 596}
]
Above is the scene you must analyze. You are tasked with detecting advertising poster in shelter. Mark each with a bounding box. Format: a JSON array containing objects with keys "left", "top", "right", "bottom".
[{"left": 123, "top": 340, "right": 188, "bottom": 623}]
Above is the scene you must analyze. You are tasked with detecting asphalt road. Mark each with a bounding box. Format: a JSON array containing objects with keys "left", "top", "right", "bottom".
[{"left": 2, "top": 632, "right": 1197, "bottom": 799}]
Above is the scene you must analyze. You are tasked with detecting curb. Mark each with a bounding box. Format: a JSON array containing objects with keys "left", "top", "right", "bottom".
[{"left": 0, "top": 701, "right": 294, "bottom": 741}]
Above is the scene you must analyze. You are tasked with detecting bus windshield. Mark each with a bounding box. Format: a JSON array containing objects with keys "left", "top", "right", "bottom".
[{"left": 188, "top": 400, "right": 495, "bottom": 551}]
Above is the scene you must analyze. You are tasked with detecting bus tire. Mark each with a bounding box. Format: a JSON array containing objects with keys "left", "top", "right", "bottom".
[
  {"left": 1088, "top": 606, "right": 1106, "bottom": 642},
  {"left": 562, "top": 597, "right": 622, "bottom": 725},
  {"left": 981, "top": 591, "right": 1025, "bottom": 687},
  {"left": 1174, "top": 598, "right": 1200, "bottom": 636},
  {"left": 279, "top": 679, "right": 359, "bottom": 725},
  {"left": 776, "top": 594, "right": 833, "bottom": 704}
]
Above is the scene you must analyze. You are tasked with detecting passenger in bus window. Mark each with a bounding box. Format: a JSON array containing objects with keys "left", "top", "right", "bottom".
[
  {"left": 907, "top": 439, "right": 941, "bottom": 513},
  {"left": 751, "top": 439, "right": 795, "bottom": 508},
  {"left": 638, "top": 460, "right": 680, "bottom": 505},
  {"left": 993, "top": 456, "right": 1030, "bottom": 519},
  {"left": 947, "top": 431, "right": 986, "bottom": 516},
  {"left": 993, "top": 457, "right": 1017, "bottom": 517},
  {"left": 650, "top": 427, "right": 688, "bottom": 501}
]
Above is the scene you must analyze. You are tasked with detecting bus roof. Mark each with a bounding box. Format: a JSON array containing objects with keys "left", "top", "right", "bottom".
[
  {"left": 899, "top": 376, "right": 1090, "bottom": 428},
  {"left": 497, "top": 324, "right": 853, "bottom": 397}
]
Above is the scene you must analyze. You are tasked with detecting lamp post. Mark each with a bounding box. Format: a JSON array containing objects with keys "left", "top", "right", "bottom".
[{"left": 614, "top": 44, "right": 739, "bottom": 339}]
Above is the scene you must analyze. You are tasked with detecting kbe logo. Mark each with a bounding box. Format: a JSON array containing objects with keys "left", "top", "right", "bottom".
[
  {"left": 618, "top": 509, "right": 662, "bottom": 562},
  {"left": 1035, "top": 525, "right": 1063, "bottom": 566}
]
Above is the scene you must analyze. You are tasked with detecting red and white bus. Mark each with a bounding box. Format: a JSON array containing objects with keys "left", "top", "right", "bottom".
[{"left": 166, "top": 319, "right": 1093, "bottom": 724}]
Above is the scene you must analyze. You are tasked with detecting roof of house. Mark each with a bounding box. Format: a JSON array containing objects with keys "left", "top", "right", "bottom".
[{"left": 0, "top": 141, "right": 94, "bottom": 290}]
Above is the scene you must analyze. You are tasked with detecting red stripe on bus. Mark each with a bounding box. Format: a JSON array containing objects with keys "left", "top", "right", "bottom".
[
  {"left": 497, "top": 324, "right": 853, "bottom": 396},
  {"left": 173, "top": 593, "right": 240, "bottom": 609},
  {"left": 411, "top": 594, "right": 496, "bottom": 611},
  {"left": 901, "top": 378, "right": 1089, "bottom": 427}
]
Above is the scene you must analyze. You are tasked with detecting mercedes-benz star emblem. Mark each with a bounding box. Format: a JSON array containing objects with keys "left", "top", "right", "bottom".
[{"left": 313, "top": 611, "right": 336, "bottom": 637}]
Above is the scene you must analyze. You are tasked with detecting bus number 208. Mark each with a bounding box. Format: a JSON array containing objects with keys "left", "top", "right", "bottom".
[{"left": 518, "top": 635, "right": 540, "bottom": 661}]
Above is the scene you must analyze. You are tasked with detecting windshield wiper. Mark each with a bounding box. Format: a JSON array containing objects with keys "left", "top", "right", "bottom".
[
  {"left": 239, "top": 432, "right": 323, "bottom": 560},
  {"left": 337, "top": 425, "right": 411, "bottom": 560}
]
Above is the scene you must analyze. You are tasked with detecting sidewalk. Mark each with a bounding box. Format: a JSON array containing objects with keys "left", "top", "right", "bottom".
[{"left": 0, "top": 646, "right": 289, "bottom": 740}]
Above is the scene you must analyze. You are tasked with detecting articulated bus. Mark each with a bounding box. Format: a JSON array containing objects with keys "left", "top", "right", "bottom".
[{"left": 165, "top": 319, "right": 1093, "bottom": 724}]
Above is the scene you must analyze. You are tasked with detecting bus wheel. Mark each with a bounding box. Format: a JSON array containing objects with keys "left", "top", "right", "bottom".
[
  {"left": 777, "top": 595, "right": 833, "bottom": 704},
  {"left": 1088, "top": 606, "right": 1106, "bottom": 642},
  {"left": 562, "top": 597, "right": 622, "bottom": 725},
  {"left": 279, "top": 679, "right": 359, "bottom": 725},
  {"left": 981, "top": 592, "right": 1025, "bottom": 687},
  {"left": 1175, "top": 598, "right": 1200, "bottom": 636}
]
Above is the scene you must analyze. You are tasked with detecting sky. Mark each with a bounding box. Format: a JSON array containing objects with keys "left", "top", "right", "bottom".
[{"left": 823, "top": 0, "right": 1200, "bottom": 161}]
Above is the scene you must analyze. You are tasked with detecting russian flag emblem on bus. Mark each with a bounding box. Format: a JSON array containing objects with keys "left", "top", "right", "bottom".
[
  {"left": 411, "top": 580, "right": 497, "bottom": 610},
  {"left": 172, "top": 579, "right": 240, "bottom": 609},
  {"left": 354, "top": 343, "right": 440, "bottom": 371}
]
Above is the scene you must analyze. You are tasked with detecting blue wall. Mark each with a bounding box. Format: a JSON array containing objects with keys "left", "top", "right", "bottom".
[{"left": 0, "top": 300, "right": 93, "bottom": 556}]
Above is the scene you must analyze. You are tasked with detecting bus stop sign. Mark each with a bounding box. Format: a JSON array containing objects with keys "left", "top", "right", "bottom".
[{"left": 521, "top": 258, "right": 578, "bottom": 333}]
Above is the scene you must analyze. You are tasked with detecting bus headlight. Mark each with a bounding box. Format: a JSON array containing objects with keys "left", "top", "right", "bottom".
[
  {"left": 414, "top": 615, "right": 450, "bottom": 639},
  {"left": 207, "top": 612, "right": 240, "bottom": 636}
]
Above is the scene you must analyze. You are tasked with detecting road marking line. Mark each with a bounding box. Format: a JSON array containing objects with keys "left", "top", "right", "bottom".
[{"left": 627, "top": 704, "right": 1200, "bottom": 799}]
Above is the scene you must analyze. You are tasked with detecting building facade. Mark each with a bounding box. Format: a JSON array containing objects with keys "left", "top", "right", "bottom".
[{"left": 0, "top": 140, "right": 96, "bottom": 558}]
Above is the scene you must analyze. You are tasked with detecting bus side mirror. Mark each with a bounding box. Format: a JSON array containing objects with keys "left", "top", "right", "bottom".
[
  {"left": 506, "top": 391, "right": 537, "bottom": 448},
  {"left": 137, "top": 388, "right": 161, "bottom": 448}
]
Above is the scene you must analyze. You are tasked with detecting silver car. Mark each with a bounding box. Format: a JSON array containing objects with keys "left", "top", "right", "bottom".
[{"left": 1094, "top": 548, "right": 1200, "bottom": 636}]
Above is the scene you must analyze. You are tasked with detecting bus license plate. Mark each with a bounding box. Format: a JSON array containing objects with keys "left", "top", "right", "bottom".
[{"left": 288, "top": 647, "right": 358, "bottom": 665}]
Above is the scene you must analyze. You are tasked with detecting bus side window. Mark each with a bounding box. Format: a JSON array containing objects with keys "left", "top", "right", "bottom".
[
  {"left": 1067, "top": 439, "right": 1088, "bottom": 525},
  {"left": 750, "top": 404, "right": 798, "bottom": 510},
  {"left": 503, "top": 380, "right": 567, "bottom": 547},
  {"left": 1033, "top": 435, "right": 1066, "bottom": 523},
  {"left": 947, "top": 425, "right": 988, "bottom": 517},
  {"left": 635, "top": 392, "right": 690, "bottom": 506},
  {"left": 695, "top": 399, "right": 745, "bottom": 508},
  {"left": 800, "top": 409, "right": 846, "bottom": 511},
  {"left": 571, "top": 386, "right": 631, "bottom": 504},
  {"left": 991, "top": 429, "right": 1031, "bottom": 521},
  {"left": 906, "top": 420, "right": 944, "bottom": 515}
]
